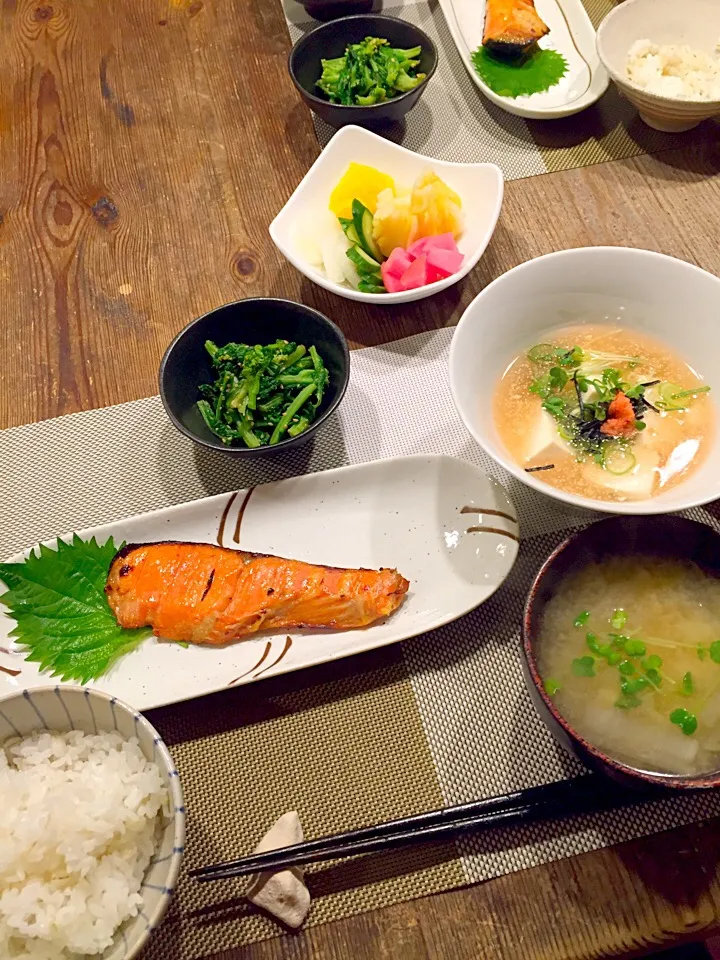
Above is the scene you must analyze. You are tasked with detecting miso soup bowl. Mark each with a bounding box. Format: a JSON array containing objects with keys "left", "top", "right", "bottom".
[
  {"left": 449, "top": 247, "right": 720, "bottom": 515},
  {"left": 523, "top": 515, "right": 720, "bottom": 790}
]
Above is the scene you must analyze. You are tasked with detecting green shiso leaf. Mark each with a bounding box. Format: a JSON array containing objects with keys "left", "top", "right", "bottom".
[
  {"left": 0, "top": 534, "right": 152, "bottom": 684},
  {"left": 471, "top": 46, "right": 568, "bottom": 99}
]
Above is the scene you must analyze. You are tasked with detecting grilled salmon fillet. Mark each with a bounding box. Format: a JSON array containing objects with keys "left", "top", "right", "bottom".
[
  {"left": 483, "top": 0, "right": 549, "bottom": 57},
  {"left": 105, "top": 542, "right": 409, "bottom": 645}
]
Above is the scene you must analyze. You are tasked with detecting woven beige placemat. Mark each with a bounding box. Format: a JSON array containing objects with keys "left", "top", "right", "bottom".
[
  {"left": 281, "top": 0, "right": 711, "bottom": 181},
  {"left": 3, "top": 329, "right": 720, "bottom": 958}
]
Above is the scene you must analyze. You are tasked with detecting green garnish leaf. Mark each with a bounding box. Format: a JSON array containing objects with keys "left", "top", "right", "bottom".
[
  {"left": 471, "top": 45, "right": 568, "bottom": 99},
  {"left": 609, "top": 633, "right": 628, "bottom": 648},
  {"left": 609, "top": 609, "right": 627, "bottom": 630},
  {"left": 548, "top": 366, "right": 568, "bottom": 390},
  {"left": 543, "top": 678, "right": 561, "bottom": 696},
  {"left": 616, "top": 693, "right": 642, "bottom": 709},
  {"left": 641, "top": 654, "right": 663, "bottom": 671},
  {"left": 624, "top": 639, "right": 647, "bottom": 657},
  {"left": 574, "top": 611, "right": 590, "bottom": 628},
  {"left": 618, "top": 660, "right": 635, "bottom": 676},
  {"left": 606, "top": 650, "right": 622, "bottom": 666},
  {"left": 0, "top": 536, "right": 152, "bottom": 684},
  {"left": 571, "top": 656, "right": 595, "bottom": 677},
  {"left": 586, "top": 632, "right": 601, "bottom": 655},
  {"left": 682, "top": 671, "right": 694, "bottom": 696},
  {"left": 670, "top": 708, "right": 698, "bottom": 736},
  {"left": 644, "top": 669, "right": 662, "bottom": 688},
  {"left": 710, "top": 641, "right": 720, "bottom": 664},
  {"left": 542, "top": 396, "right": 566, "bottom": 418},
  {"left": 698, "top": 645, "right": 708, "bottom": 661}
]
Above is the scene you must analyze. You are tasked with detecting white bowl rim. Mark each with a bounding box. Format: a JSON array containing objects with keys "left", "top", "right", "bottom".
[
  {"left": 269, "top": 125, "right": 504, "bottom": 305},
  {"left": 596, "top": 0, "right": 720, "bottom": 108},
  {"left": 449, "top": 245, "right": 720, "bottom": 516},
  {"left": 0, "top": 684, "right": 186, "bottom": 959}
]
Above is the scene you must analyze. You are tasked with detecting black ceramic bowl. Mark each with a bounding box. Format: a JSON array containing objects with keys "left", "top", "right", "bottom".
[
  {"left": 288, "top": 14, "right": 438, "bottom": 129},
  {"left": 523, "top": 515, "right": 720, "bottom": 791},
  {"left": 159, "top": 298, "right": 350, "bottom": 458}
]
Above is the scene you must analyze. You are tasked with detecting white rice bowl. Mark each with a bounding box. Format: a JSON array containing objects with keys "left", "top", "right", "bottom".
[
  {"left": 0, "top": 729, "right": 169, "bottom": 959},
  {"left": 627, "top": 39, "right": 720, "bottom": 100}
]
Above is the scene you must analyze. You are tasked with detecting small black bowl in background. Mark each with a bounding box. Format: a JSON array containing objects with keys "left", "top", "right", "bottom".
[
  {"left": 159, "top": 298, "right": 350, "bottom": 458},
  {"left": 288, "top": 14, "right": 438, "bottom": 129},
  {"left": 298, "top": 0, "right": 374, "bottom": 23},
  {"left": 522, "top": 515, "right": 720, "bottom": 792}
]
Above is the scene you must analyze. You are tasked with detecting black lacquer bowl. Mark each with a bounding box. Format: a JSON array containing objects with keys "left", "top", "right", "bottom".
[
  {"left": 288, "top": 14, "right": 438, "bottom": 129},
  {"left": 523, "top": 515, "right": 720, "bottom": 791},
  {"left": 159, "top": 298, "right": 349, "bottom": 458}
]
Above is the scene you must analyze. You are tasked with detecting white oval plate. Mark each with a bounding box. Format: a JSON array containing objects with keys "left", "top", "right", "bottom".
[
  {"left": 0, "top": 455, "right": 518, "bottom": 710},
  {"left": 437, "top": 0, "right": 609, "bottom": 119}
]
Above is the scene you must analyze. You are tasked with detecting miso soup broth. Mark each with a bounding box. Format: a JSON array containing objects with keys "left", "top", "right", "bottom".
[
  {"left": 494, "top": 324, "right": 713, "bottom": 502},
  {"left": 538, "top": 556, "right": 720, "bottom": 776}
]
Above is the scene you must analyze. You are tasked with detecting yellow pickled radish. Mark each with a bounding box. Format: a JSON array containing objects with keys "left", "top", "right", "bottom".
[
  {"left": 372, "top": 187, "right": 413, "bottom": 258},
  {"left": 328, "top": 163, "right": 395, "bottom": 219},
  {"left": 407, "top": 171, "right": 464, "bottom": 245}
]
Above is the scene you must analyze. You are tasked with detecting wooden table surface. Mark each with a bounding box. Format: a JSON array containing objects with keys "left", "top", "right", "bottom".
[{"left": 3, "top": 1, "right": 720, "bottom": 958}]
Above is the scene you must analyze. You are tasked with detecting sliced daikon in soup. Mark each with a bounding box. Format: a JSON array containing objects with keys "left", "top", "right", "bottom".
[{"left": 538, "top": 556, "right": 720, "bottom": 775}]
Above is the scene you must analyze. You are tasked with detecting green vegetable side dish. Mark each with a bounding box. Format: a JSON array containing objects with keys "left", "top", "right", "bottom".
[
  {"left": 197, "top": 340, "right": 330, "bottom": 448},
  {"left": 0, "top": 536, "right": 152, "bottom": 683},
  {"left": 471, "top": 45, "right": 567, "bottom": 99},
  {"left": 317, "top": 37, "right": 427, "bottom": 106}
]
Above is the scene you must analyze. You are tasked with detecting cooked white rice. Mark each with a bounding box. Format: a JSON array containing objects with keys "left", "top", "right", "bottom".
[
  {"left": 0, "top": 730, "right": 168, "bottom": 959},
  {"left": 627, "top": 39, "right": 720, "bottom": 101}
]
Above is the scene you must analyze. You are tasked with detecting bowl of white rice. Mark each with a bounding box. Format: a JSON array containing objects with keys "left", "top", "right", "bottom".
[
  {"left": 597, "top": 0, "right": 720, "bottom": 132},
  {"left": 0, "top": 686, "right": 184, "bottom": 960}
]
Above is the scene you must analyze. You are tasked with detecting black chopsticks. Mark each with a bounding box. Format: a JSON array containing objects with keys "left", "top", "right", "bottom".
[{"left": 190, "top": 774, "right": 655, "bottom": 882}]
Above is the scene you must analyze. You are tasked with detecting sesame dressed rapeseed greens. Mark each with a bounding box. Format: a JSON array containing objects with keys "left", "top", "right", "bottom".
[
  {"left": 197, "top": 340, "right": 329, "bottom": 448},
  {"left": 317, "top": 37, "right": 427, "bottom": 106}
]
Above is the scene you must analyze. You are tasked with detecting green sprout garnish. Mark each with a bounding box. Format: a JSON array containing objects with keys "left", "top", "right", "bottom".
[
  {"left": 586, "top": 632, "right": 601, "bottom": 655},
  {"left": 543, "top": 678, "right": 561, "bottom": 696},
  {"left": 710, "top": 641, "right": 720, "bottom": 664},
  {"left": 616, "top": 693, "right": 642, "bottom": 710},
  {"left": 571, "top": 656, "right": 595, "bottom": 677},
  {"left": 624, "top": 639, "right": 647, "bottom": 657},
  {"left": 618, "top": 660, "right": 635, "bottom": 676},
  {"left": 698, "top": 645, "right": 708, "bottom": 661},
  {"left": 609, "top": 634, "right": 629, "bottom": 648},
  {"left": 641, "top": 654, "right": 663, "bottom": 671},
  {"left": 610, "top": 609, "right": 627, "bottom": 631},
  {"left": 670, "top": 708, "right": 698, "bottom": 736},
  {"left": 606, "top": 650, "right": 622, "bottom": 666},
  {"left": 574, "top": 611, "right": 590, "bottom": 628},
  {"left": 682, "top": 672, "right": 694, "bottom": 696}
]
